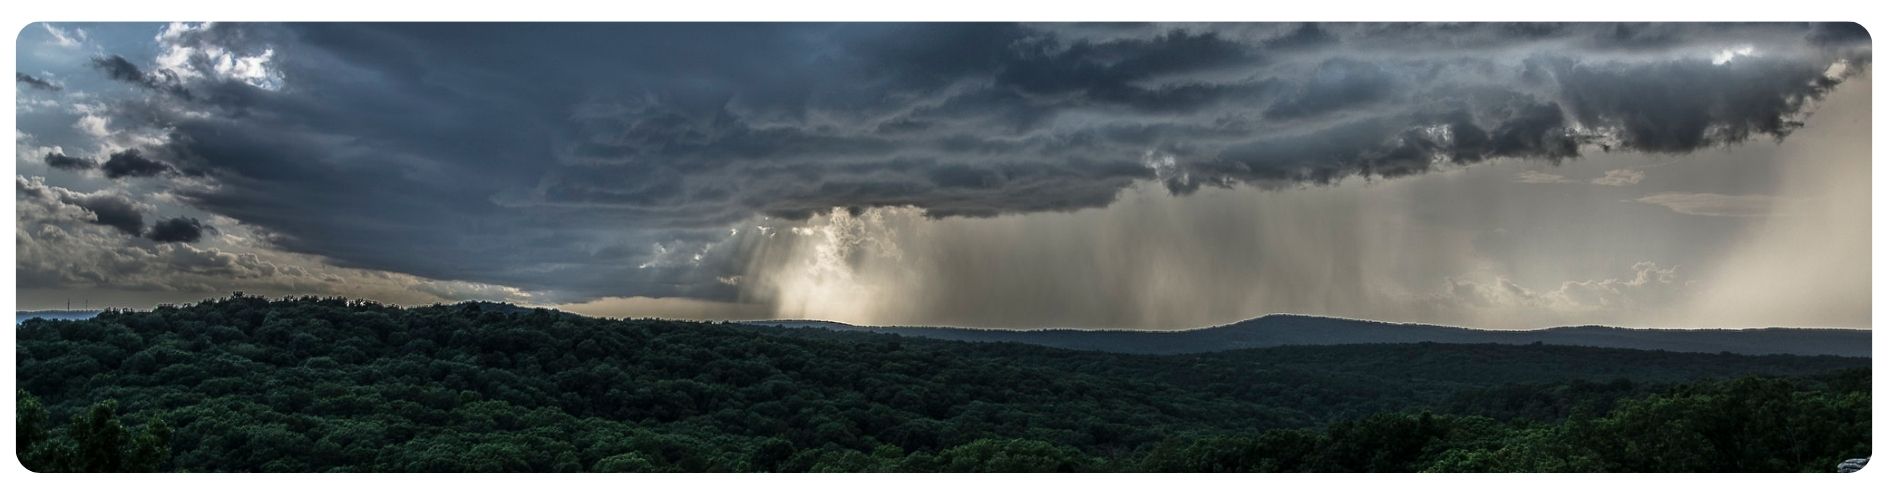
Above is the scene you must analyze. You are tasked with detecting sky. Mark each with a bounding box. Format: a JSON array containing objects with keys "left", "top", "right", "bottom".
[{"left": 12, "top": 22, "right": 1873, "bottom": 330}]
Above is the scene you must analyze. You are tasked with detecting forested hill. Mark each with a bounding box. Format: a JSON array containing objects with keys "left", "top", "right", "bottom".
[
  {"left": 15, "top": 296, "right": 1871, "bottom": 472},
  {"left": 755, "top": 314, "right": 1871, "bottom": 357},
  {"left": 21, "top": 307, "right": 1870, "bottom": 356}
]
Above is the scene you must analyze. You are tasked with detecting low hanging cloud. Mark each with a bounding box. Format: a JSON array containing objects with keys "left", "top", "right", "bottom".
[
  {"left": 1437, "top": 262, "right": 1692, "bottom": 325},
  {"left": 34, "top": 22, "right": 1874, "bottom": 304}
]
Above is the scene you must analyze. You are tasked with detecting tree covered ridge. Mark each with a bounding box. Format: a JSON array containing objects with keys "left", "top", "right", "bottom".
[{"left": 14, "top": 295, "right": 1871, "bottom": 472}]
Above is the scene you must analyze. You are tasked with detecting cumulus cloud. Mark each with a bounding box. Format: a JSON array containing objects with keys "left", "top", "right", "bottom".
[
  {"left": 37, "top": 22, "right": 1875, "bottom": 305},
  {"left": 1634, "top": 192, "right": 1787, "bottom": 217},
  {"left": 152, "top": 22, "right": 284, "bottom": 90}
]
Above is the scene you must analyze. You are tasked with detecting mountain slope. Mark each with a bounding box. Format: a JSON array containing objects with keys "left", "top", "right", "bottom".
[{"left": 749, "top": 314, "right": 1871, "bottom": 357}]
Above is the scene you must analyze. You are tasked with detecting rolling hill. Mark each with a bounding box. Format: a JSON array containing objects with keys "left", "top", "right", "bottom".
[
  {"left": 748, "top": 314, "right": 1871, "bottom": 357},
  {"left": 13, "top": 296, "right": 1872, "bottom": 471},
  {"left": 25, "top": 304, "right": 1867, "bottom": 357}
]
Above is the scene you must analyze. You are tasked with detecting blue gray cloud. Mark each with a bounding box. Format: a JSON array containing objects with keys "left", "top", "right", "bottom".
[{"left": 16, "top": 72, "right": 62, "bottom": 91}]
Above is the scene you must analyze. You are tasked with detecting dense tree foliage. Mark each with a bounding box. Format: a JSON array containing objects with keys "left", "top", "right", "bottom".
[
  {"left": 15, "top": 295, "right": 1870, "bottom": 472},
  {"left": 1139, "top": 371, "right": 1870, "bottom": 472},
  {"left": 17, "top": 392, "right": 171, "bottom": 472}
]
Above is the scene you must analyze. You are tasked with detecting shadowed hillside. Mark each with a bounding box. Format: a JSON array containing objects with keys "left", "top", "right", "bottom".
[{"left": 14, "top": 296, "right": 1870, "bottom": 472}]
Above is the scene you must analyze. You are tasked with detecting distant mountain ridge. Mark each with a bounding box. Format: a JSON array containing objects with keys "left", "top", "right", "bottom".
[
  {"left": 745, "top": 314, "right": 1871, "bottom": 358},
  {"left": 18, "top": 304, "right": 1868, "bottom": 357},
  {"left": 15, "top": 310, "right": 103, "bottom": 325}
]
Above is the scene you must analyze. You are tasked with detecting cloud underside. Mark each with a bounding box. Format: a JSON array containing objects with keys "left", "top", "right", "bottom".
[
  {"left": 17, "top": 72, "right": 63, "bottom": 91},
  {"left": 16, "top": 177, "right": 528, "bottom": 303},
  {"left": 28, "top": 22, "right": 1873, "bottom": 304}
]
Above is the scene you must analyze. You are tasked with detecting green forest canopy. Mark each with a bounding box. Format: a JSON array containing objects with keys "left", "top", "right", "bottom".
[{"left": 15, "top": 295, "right": 1872, "bottom": 472}]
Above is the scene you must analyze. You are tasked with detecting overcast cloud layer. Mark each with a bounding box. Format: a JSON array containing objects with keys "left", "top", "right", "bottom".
[{"left": 14, "top": 22, "right": 1872, "bottom": 329}]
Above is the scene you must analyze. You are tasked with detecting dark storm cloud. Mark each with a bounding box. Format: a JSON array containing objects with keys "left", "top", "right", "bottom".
[
  {"left": 1552, "top": 57, "right": 1839, "bottom": 151},
  {"left": 147, "top": 217, "right": 209, "bottom": 243},
  {"left": 66, "top": 22, "right": 1869, "bottom": 302},
  {"left": 89, "top": 54, "right": 191, "bottom": 98},
  {"left": 1263, "top": 59, "right": 1397, "bottom": 118},
  {"left": 90, "top": 55, "right": 152, "bottom": 85},
  {"left": 16, "top": 72, "right": 61, "bottom": 91},
  {"left": 71, "top": 195, "right": 145, "bottom": 236},
  {"left": 17, "top": 180, "right": 148, "bottom": 236},
  {"left": 101, "top": 149, "right": 174, "bottom": 178},
  {"left": 43, "top": 152, "right": 96, "bottom": 171}
]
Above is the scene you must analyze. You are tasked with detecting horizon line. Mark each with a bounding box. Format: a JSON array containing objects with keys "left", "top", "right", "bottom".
[{"left": 14, "top": 295, "right": 1873, "bottom": 333}]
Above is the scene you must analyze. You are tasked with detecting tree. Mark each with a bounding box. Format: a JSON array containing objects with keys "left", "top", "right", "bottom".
[
  {"left": 927, "top": 438, "right": 1095, "bottom": 472},
  {"left": 594, "top": 452, "right": 659, "bottom": 472},
  {"left": 15, "top": 396, "right": 172, "bottom": 472},
  {"left": 69, "top": 401, "right": 132, "bottom": 472},
  {"left": 17, "top": 391, "right": 53, "bottom": 471}
]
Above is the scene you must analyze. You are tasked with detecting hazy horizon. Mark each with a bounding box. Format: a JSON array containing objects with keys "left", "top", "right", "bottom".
[{"left": 13, "top": 294, "right": 1877, "bottom": 333}]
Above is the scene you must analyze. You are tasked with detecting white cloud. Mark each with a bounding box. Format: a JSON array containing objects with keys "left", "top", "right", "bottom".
[
  {"left": 1440, "top": 262, "right": 1690, "bottom": 317},
  {"left": 153, "top": 22, "right": 285, "bottom": 90},
  {"left": 15, "top": 133, "right": 65, "bottom": 169},
  {"left": 1711, "top": 45, "right": 1755, "bottom": 65},
  {"left": 64, "top": 103, "right": 171, "bottom": 156},
  {"left": 41, "top": 23, "right": 86, "bottom": 48},
  {"left": 73, "top": 114, "right": 112, "bottom": 139}
]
